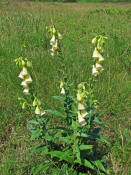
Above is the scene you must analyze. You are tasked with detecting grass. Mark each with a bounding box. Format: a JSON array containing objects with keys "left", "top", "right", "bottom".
[{"left": 0, "top": 1, "right": 131, "bottom": 174}]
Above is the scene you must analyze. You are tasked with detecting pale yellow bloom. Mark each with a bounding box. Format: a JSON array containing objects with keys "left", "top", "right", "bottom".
[
  {"left": 18, "top": 67, "right": 28, "bottom": 79},
  {"left": 35, "top": 106, "right": 45, "bottom": 116},
  {"left": 95, "top": 63, "right": 102, "bottom": 71},
  {"left": 21, "top": 60, "right": 25, "bottom": 66},
  {"left": 52, "top": 26, "right": 56, "bottom": 34},
  {"left": 35, "top": 106, "right": 41, "bottom": 115},
  {"left": 60, "top": 81, "right": 64, "bottom": 89},
  {"left": 92, "top": 48, "right": 104, "bottom": 62},
  {"left": 58, "top": 32, "right": 62, "bottom": 39},
  {"left": 78, "top": 112, "right": 87, "bottom": 126},
  {"left": 98, "top": 54, "right": 104, "bottom": 63},
  {"left": 53, "top": 39, "right": 58, "bottom": 49},
  {"left": 21, "top": 81, "right": 28, "bottom": 88},
  {"left": 50, "top": 35, "right": 56, "bottom": 45},
  {"left": 77, "top": 91, "right": 85, "bottom": 102},
  {"left": 78, "top": 102, "right": 86, "bottom": 110},
  {"left": 61, "top": 88, "right": 65, "bottom": 95},
  {"left": 33, "top": 98, "right": 41, "bottom": 107},
  {"left": 93, "top": 47, "right": 99, "bottom": 58},
  {"left": 77, "top": 92, "right": 82, "bottom": 101},
  {"left": 23, "top": 87, "right": 29, "bottom": 94},
  {"left": 26, "top": 61, "right": 32, "bottom": 67},
  {"left": 80, "top": 110, "right": 88, "bottom": 118},
  {"left": 92, "top": 65, "right": 99, "bottom": 77},
  {"left": 22, "top": 102, "right": 26, "bottom": 109},
  {"left": 25, "top": 75, "right": 32, "bottom": 84},
  {"left": 92, "top": 37, "right": 97, "bottom": 45}
]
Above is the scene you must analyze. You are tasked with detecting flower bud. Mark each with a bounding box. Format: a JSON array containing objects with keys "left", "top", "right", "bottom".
[
  {"left": 27, "top": 61, "right": 32, "bottom": 67},
  {"left": 61, "top": 88, "right": 65, "bottom": 95},
  {"left": 58, "top": 32, "right": 62, "bottom": 39},
  {"left": 92, "top": 37, "right": 97, "bottom": 45}
]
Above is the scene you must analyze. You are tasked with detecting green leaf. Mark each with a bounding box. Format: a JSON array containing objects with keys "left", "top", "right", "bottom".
[
  {"left": 84, "top": 160, "right": 95, "bottom": 170},
  {"left": 31, "top": 129, "right": 42, "bottom": 140},
  {"left": 60, "top": 136, "right": 73, "bottom": 144},
  {"left": 33, "top": 162, "right": 50, "bottom": 175},
  {"left": 31, "top": 145, "right": 47, "bottom": 154},
  {"left": 45, "top": 109, "right": 66, "bottom": 119},
  {"left": 93, "top": 117, "right": 102, "bottom": 124},
  {"left": 49, "top": 150, "right": 73, "bottom": 163},
  {"left": 77, "top": 133, "right": 89, "bottom": 138},
  {"left": 52, "top": 96, "right": 65, "bottom": 101},
  {"left": 92, "top": 160, "right": 106, "bottom": 172},
  {"left": 28, "top": 120, "right": 39, "bottom": 125},
  {"left": 79, "top": 145, "right": 93, "bottom": 150},
  {"left": 48, "top": 126, "right": 71, "bottom": 132}
]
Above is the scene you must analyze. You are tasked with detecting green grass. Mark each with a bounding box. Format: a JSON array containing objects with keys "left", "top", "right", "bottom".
[{"left": 0, "top": 1, "right": 131, "bottom": 174}]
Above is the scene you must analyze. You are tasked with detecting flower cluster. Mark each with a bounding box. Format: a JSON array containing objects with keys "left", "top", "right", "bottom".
[
  {"left": 92, "top": 35, "right": 107, "bottom": 77},
  {"left": 60, "top": 81, "right": 65, "bottom": 95},
  {"left": 48, "top": 25, "right": 62, "bottom": 56},
  {"left": 15, "top": 57, "right": 32, "bottom": 94},
  {"left": 33, "top": 97, "right": 45, "bottom": 116},
  {"left": 77, "top": 83, "right": 88, "bottom": 126}
]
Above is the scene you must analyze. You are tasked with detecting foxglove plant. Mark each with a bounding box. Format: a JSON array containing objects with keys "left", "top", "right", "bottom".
[
  {"left": 15, "top": 57, "right": 32, "bottom": 94},
  {"left": 47, "top": 25, "right": 62, "bottom": 56},
  {"left": 15, "top": 31, "right": 109, "bottom": 174},
  {"left": 92, "top": 35, "right": 107, "bottom": 77}
]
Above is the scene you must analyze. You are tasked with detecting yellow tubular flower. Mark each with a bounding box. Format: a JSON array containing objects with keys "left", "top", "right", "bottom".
[
  {"left": 60, "top": 81, "right": 64, "bottom": 89},
  {"left": 18, "top": 67, "right": 28, "bottom": 79},
  {"left": 25, "top": 75, "right": 32, "bottom": 84},
  {"left": 50, "top": 35, "right": 56, "bottom": 45},
  {"left": 52, "top": 26, "right": 56, "bottom": 35},
  {"left": 78, "top": 102, "right": 86, "bottom": 110},
  {"left": 95, "top": 63, "right": 102, "bottom": 71},
  {"left": 92, "top": 65, "right": 99, "bottom": 77},
  {"left": 35, "top": 106, "right": 41, "bottom": 115},
  {"left": 80, "top": 110, "right": 88, "bottom": 118},
  {"left": 61, "top": 88, "right": 65, "bottom": 95},
  {"left": 40, "top": 110, "right": 46, "bottom": 116},
  {"left": 21, "top": 81, "right": 28, "bottom": 88},
  {"left": 97, "top": 54, "right": 104, "bottom": 63},
  {"left": 35, "top": 106, "right": 45, "bottom": 116},
  {"left": 58, "top": 32, "right": 62, "bottom": 39},
  {"left": 53, "top": 39, "right": 58, "bottom": 49},
  {"left": 93, "top": 47, "right": 99, "bottom": 58},
  {"left": 23, "top": 87, "right": 29, "bottom": 94},
  {"left": 26, "top": 61, "right": 32, "bottom": 67},
  {"left": 92, "top": 37, "right": 97, "bottom": 45},
  {"left": 93, "top": 48, "right": 104, "bottom": 63},
  {"left": 78, "top": 112, "right": 87, "bottom": 126}
]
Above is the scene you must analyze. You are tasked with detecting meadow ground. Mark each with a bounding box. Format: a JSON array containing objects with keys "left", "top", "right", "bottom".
[{"left": 0, "top": 1, "right": 131, "bottom": 174}]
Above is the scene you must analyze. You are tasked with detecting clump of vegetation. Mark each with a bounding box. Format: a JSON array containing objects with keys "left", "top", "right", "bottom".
[{"left": 14, "top": 24, "right": 109, "bottom": 174}]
